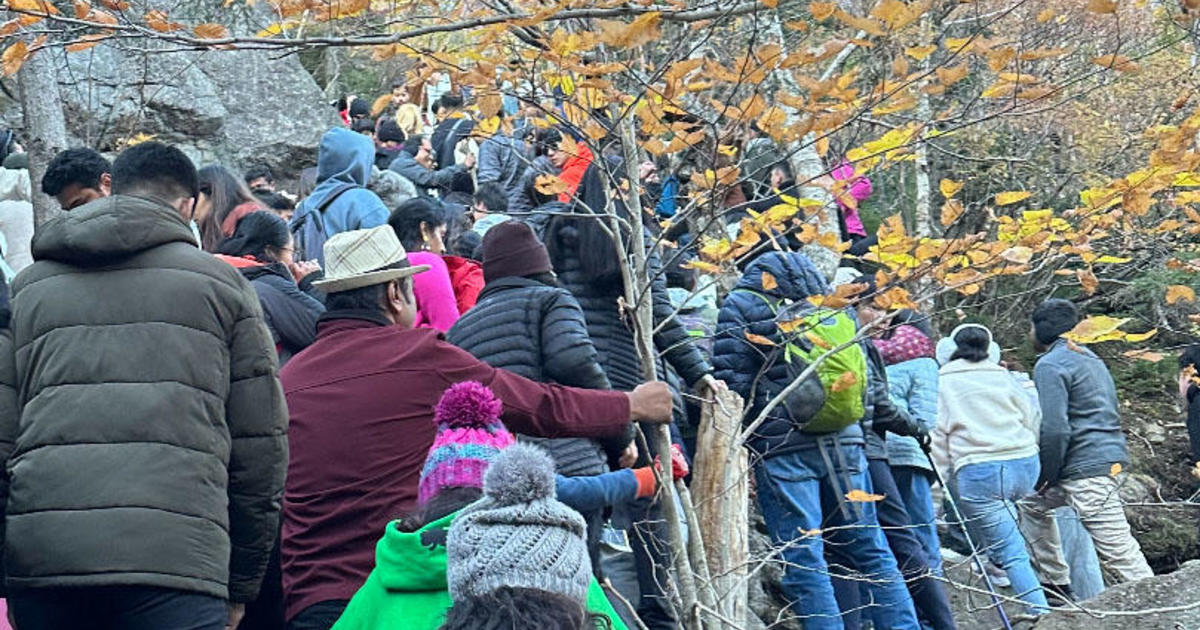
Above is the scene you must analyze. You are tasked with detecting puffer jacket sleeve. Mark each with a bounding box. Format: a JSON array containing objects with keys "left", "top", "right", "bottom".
[
  {"left": 256, "top": 276, "right": 325, "bottom": 353},
  {"left": 907, "top": 359, "right": 939, "bottom": 431},
  {"left": 713, "top": 292, "right": 765, "bottom": 404},
  {"left": 225, "top": 283, "right": 289, "bottom": 603},
  {"left": 542, "top": 290, "right": 612, "bottom": 391},
  {"left": 0, "top": 328, "right": 17, "bottom": 595},
  {"left": 648, "top": 246, "right": 711, "bottom": 387}
]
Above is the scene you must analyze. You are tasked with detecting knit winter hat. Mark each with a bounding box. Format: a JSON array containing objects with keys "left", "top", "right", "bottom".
[
  {"left": 446, "top": 443, "right": 591, "bottom": 605},
  {"left": 417, "top": 381, "right": 516, "bottom": 507},
  {"left": 480, "top": 220, "right": 553, "bottom": 283},
  {"left": 1032, "top": 298, "right": 1079, "bottom": 347},
  {"left": 874, "top": 324, "right": 935, "bottom": 366}
]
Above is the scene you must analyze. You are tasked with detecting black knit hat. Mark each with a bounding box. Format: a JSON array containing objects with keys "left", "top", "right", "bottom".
[
  {"left": 349, "top": 97, "right": 370, "bottom": 118},
  {"left": 1032, "top": 298, "right": 1079, "bottom": 346},
  {"left": 377, "top": 119, "right": 406, "bottom": 144},
  {"left": 481, "top": 221, "right": 552, "bottom": 283}
]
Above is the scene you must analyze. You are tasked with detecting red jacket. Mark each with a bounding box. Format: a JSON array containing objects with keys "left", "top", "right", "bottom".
[
  {"left": 443, "top": 254, "right": 483, "bottom": 314},
  {"left": 558, "top": 140, "right": 594, "bottom": 203},
  {"left": 278, "top": 314, "right": 630, "bottom": 620}
]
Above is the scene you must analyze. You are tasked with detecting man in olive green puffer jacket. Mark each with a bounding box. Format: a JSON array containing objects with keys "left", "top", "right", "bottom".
[{"left": 0, "top": 142, "right": 288, "bottom": 630}]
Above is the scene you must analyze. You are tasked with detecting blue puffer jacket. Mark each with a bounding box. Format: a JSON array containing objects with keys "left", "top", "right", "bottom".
[
  {"left": 884, "top": 357, "right": 938, "bottom": 470},
  {"left": 712, "top": 252, "right": 864, "bottom": 458}
]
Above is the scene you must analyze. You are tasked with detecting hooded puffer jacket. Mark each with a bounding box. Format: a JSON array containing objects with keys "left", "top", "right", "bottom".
[
  {"left": 446, "top": 277, "right": 631, "bottom": 476},
  {"left": 291, "top": 128, "right": 389, "bottom": 259},
  {"left": 713, "top": 252, "right": 865, "bottom": 458},
  {"left": 0, "top": 195, "right": 288, "bottom": 602}
]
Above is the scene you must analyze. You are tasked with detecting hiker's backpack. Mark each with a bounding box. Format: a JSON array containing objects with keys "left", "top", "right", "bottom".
[
  {"left": 291, "top": 183, "right": 357, "bottom": 265},
  {"left": 735, "top": 289, "right": 867, "bottom": 433},
  {"left": 777, "top": 302, "right": 867, "bottom": 433}
]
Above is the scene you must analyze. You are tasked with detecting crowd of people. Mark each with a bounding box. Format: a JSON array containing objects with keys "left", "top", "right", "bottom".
[{"left": 0, "top": 75, "right": 1184, "bottom": 630}]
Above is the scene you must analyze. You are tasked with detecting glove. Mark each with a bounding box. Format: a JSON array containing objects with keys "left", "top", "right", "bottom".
[
  {"left": 632, "top": 466, "right": 659, "bottom": 498},
  {"left": 669, "top": 444, "right": 690, "bottom": 481}
]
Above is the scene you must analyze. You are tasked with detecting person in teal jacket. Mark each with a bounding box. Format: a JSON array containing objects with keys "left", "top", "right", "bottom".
[{"left": 332, "top": 381, "right": 653, "bottom": 630}]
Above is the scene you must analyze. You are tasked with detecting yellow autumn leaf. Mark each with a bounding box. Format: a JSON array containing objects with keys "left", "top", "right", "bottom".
[
  {"left": 1, "top": 41, "right": 29, "bottom": 77},
  {"left": 995, "top": 190, "right": 1032, "bottom": 206},
  {"left": 761, "top": 271, "right": 778, "bottom": 291},
  {"left": 1092, "top": 54, "right": 1140, "bottom": 73},
  {"left": 1174, "top": 172, "right": 1200, "bottom": 187},
  {"left": 1036, "top": 8, "right": 1055, "bottom": 22},
  {"left": 944, "top": 37, "right": 971, "bottom": 53},
  {"left": 1078, "top": 269, "right": 1099, "bottom": 295},
  {"left": 936, "top": 64, "right": 968, "bottom": 87},
  {"left": 1086, "top": 0, "right": 1117, "bottom": 13},
  {"left": 193, "top": 22, "right": 230, "bottom": 39},
  {"left": 1110, "top": 463, "right": 1122, "bottom": 476},
  {"left": 1123, "top": 349, "right": 1164, "bottom": 362},
  {"left": 939, "top": 179, "right": 963, "bottom": 198},
  {"left": 845, "top": 489, "right": 885, "bottom": 502},
  {"left": 683, "top": 260, "right": 721, "bottom": 274},
  {"left": 535, "top": 174, "right": 569, "bottom": 196},
  {"left": 1123, "top": 329, "right": 1157, "bottom": 343},
  {"left": 745, "top": 331, "right": 775, "bottom": 346},
  {"left": 905, "top": 45, "right": 937, "bottom": 61},
  {"left": 1000, "top": 246, "right": 1034, "bottom": 265},
  {"left": 940, "top": 199, "right": 963, "bottom": 226},
  {"left": 1167, "top": 285, "right": 1196, "bottom": 305},
  {"left": 1064, "top": 316, "right": 1128, "bottom": 343},
  {"left": 1095, "top": 256, "right": 1131, "bottom": 264},
  {"left": 809, "top": 1, "right": 835, "bottom": 19},
  {"left": 830, "top": 371, "right": 858, "bottom": 393}
]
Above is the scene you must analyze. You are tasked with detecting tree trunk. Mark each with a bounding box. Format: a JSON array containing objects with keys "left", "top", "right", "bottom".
[
  {"left": 19, "top": 47, "right": 68, "bottom": 227},
  {"left": 692, "top": 387, "right": 749, "bottom": 626},
  {"left": 323, "top": 47, "right": 342, "bottom": 102}
]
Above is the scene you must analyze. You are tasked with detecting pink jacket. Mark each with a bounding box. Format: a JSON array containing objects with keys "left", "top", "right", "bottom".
[
  {"left": 408, "top": 251, "right": 461, "bottom": 332},
  {"left": 832, "top": 162, "right": 872, "bottom": 237}
]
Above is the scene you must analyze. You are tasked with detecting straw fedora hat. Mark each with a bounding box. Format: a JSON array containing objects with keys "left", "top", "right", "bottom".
[{"left": 312, "top": 226, "right": 430, "bottom": 293}]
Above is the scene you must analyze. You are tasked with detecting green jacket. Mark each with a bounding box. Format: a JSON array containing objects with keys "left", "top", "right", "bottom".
[
  {"left": 332, "top": 511, "right": 629, "bottom": 630},
  {"left": 0, "top": 195, "right": 288, "bottom": 602}
]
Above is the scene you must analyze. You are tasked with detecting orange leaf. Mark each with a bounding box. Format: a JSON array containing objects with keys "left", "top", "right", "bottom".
[
  {"left": 761, "top": 271, "right": 778, "bottom": 291},
  {"left": 2, "top": 41, "right": 29, "bottom": 77},
  {"left": 940, "top": 199, "right": 963, "bottom": 226},
  {"left": 98, "top": 0, "right": 129, "bottom": 9},
  {"left": 1036, "top": 8, "right": 1055, "bottom": 22},
  {"left": 1086, "top": 0, "right": 1116, "bottom": 13},
  {"left": 845, "top": 489, "right": 884, "bottom": 502},
  {"left": 193, "top": 23, "right": 230, "bottom": 39},
  {"left": 535, "top": 174, "right": 569, "bottom": 196},
  {"left": 761, "top": 0, "right": 779, "bottom": 7},
  {"left": 74, "top": 0, "right": 90, "bottom": 18},
  {"left": 1077, "top": 269, "right": 1099, "bottom": 295},
  {"left": 66, "top": 33, "right": 108, "bottom": 52},
  {"left": 830, "top": 371, "right": 858, "bottom": 393},
  {"left": 745, "top": 331, "right": 775, "bottom": 346},
  {"left": 1167, "top": 284, "right": 1196, "bottom": 305},
  {"left": 1109, "top": 463, "right": 1122, "bottom": 476},
  {"left": 145, "top": 10, "right": 183, "bottom": 32},
  {"left": 810, "top": 1, "right": 835, "bottom": 20},
  {"left": 1092, "top": 54, "right": 1139, "bottom": 73},
  {"left": 935, "top": 64, "right": 968, "bottom": 87}
]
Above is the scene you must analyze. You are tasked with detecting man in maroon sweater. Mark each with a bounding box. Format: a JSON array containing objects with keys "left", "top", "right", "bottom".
[{"left": 278, "top": 226, "right": 673, "bottom": 629}]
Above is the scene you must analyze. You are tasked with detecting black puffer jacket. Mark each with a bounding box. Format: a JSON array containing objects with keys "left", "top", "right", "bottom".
[
  {"left": 546, "top": 222, "right": 710, "bottom": 395},
  {"left": 239, "top": 262, "right": 325, "bottom": 364},
  {"left": 447, "top": 277, "right": 631, "bottom": 474},
  {"left": 713, "top": 251, "right": 864, "bottom": 458},
  {"left": 0, "top": 195, "right": 288, "bottom": 602}
]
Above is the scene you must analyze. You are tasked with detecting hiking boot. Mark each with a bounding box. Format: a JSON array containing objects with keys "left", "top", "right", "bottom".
[
  {"left": 1041, "top": 582, "right": 1075, "bottom": 606},
  {"left": 971, "top": 560, "right": 1010, "bottom": 588}
]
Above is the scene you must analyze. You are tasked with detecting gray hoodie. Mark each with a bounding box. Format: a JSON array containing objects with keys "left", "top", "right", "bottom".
[{"left": 1033, "top": 338, "right": 1128, "bottom": 485}]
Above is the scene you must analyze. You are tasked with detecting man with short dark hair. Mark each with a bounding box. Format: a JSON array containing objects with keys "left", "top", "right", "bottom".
[
  {"left": 245, "top": 164, "right": 275, "bottom": 193},
  {"left": 0, "top": 141, "right": 288, "bottom": 630},
  {"left": 279, "top": 226, "right": 674, "bottom": 630},
  {"left": 1019, "top": 298, "right": 1153, "bottom": 599},
  {"left": 471, "top": 181, "right": 511, "bottom": 236},
  {"left": 40, "top": 147, "right": 111, "bottom": 211}
]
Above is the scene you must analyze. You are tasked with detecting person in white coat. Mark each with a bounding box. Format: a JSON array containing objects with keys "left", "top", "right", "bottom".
[{"left": 0, "top": 152, "right": 34, "bottom": 277}]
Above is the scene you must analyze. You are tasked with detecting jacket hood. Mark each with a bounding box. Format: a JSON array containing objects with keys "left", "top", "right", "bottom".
[
  {"left": 376, "top": 511, "right": 455, "bottom": 592},
  {"left": 0, "top": 167, "right": 30, "bottom": 202},
  {"left": 317, "top": 127, "right": 375, "bottom": 187},
  {"left": 32, "top": 194, "right": 196, "bottom": 266},
  {"left": 736, "top": 251, "right": 829, "bottom": 300}
]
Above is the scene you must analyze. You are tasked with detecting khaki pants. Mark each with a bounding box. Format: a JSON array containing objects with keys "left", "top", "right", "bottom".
[{"left": 1017, "top": 475, "right": 1153, "bottom": 586}]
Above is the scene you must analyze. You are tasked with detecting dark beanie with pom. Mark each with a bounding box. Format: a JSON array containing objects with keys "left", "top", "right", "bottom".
[
  {"left": 1032, "top": 298, "right": 1079, "bottom": 346},
  {"left": 446, "top": 443, "right": 591, "bottom": 605},
  {"left": 480, "top": 220, "right": 552, "bottom": 283}
]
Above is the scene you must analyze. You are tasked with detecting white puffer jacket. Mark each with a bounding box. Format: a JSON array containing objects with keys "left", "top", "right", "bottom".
[{"left": 0, "top": 166, "right": 33, "bottom": 276}]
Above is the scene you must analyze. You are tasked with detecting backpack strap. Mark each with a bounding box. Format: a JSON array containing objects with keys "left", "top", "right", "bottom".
[
  {"left": 731, "top": 288, "right": 779, "bottom": 315},
  {"left": 316, "top": 182, "right": 359, "bottom": 215}
]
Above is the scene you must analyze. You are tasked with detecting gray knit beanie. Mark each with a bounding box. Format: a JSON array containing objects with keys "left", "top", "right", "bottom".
[{"left": 446, "top": 443, "right": 591, "bottom": 605}]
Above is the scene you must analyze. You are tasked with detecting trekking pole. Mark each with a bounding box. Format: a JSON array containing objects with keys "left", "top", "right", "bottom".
[{"left": 924, "top": 450, "right": 1014, "bottom": 630}]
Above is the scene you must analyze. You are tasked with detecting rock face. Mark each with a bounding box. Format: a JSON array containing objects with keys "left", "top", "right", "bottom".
[
  {"left": 50, "top": 34, "right": 334, "bottom": 181},
  {"left": 1034, "top": 560, "right": 1200, "bottom": 630}
]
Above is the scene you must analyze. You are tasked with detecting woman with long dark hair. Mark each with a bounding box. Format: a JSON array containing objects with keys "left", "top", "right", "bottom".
[
  {"left": 388, "top": 198, "right": 462, "bottom": 332},
  {"left": 197, "top": 165, "right": 264, "bottom": 251},
  {"left": 215, "top": 211, "right": 324, "bottom": 362}
]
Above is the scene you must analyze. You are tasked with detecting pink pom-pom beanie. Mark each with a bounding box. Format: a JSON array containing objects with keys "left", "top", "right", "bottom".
[{"left": 417, "top": 381, "right": 516, "bottom": 506}]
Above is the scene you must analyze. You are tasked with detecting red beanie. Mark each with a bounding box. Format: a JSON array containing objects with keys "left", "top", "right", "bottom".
[{"left": 480, "top": 221, "right": 553, "bottom": 283}]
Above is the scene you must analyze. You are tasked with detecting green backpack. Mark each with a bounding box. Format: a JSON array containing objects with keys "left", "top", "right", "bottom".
[{"left": 777, "top": 303, "right": 868, "bottom": 433}]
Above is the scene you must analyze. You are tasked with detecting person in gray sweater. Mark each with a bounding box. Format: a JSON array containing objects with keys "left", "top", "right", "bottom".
[{"left": 1019, "top": 299, "right": 1152, "bottom": 600}]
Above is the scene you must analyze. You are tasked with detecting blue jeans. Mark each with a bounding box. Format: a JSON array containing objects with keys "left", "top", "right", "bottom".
[
  {"left": 893, "top": 466, "right": 944, "bottom": 576},
  {"left": 956, "top": 455, "right": 1049, "bottom": 615},
  {"left": 756, "top": 444, "right": 920, "bottom": 630}
]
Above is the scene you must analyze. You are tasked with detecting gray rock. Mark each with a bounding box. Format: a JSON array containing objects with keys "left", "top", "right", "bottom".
[
  {"left": 1034, "top": 560, "right": 1200, "bottom": 630},
  {"left": 48, "top": 10, "right": 334, "bottom": 182}
]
